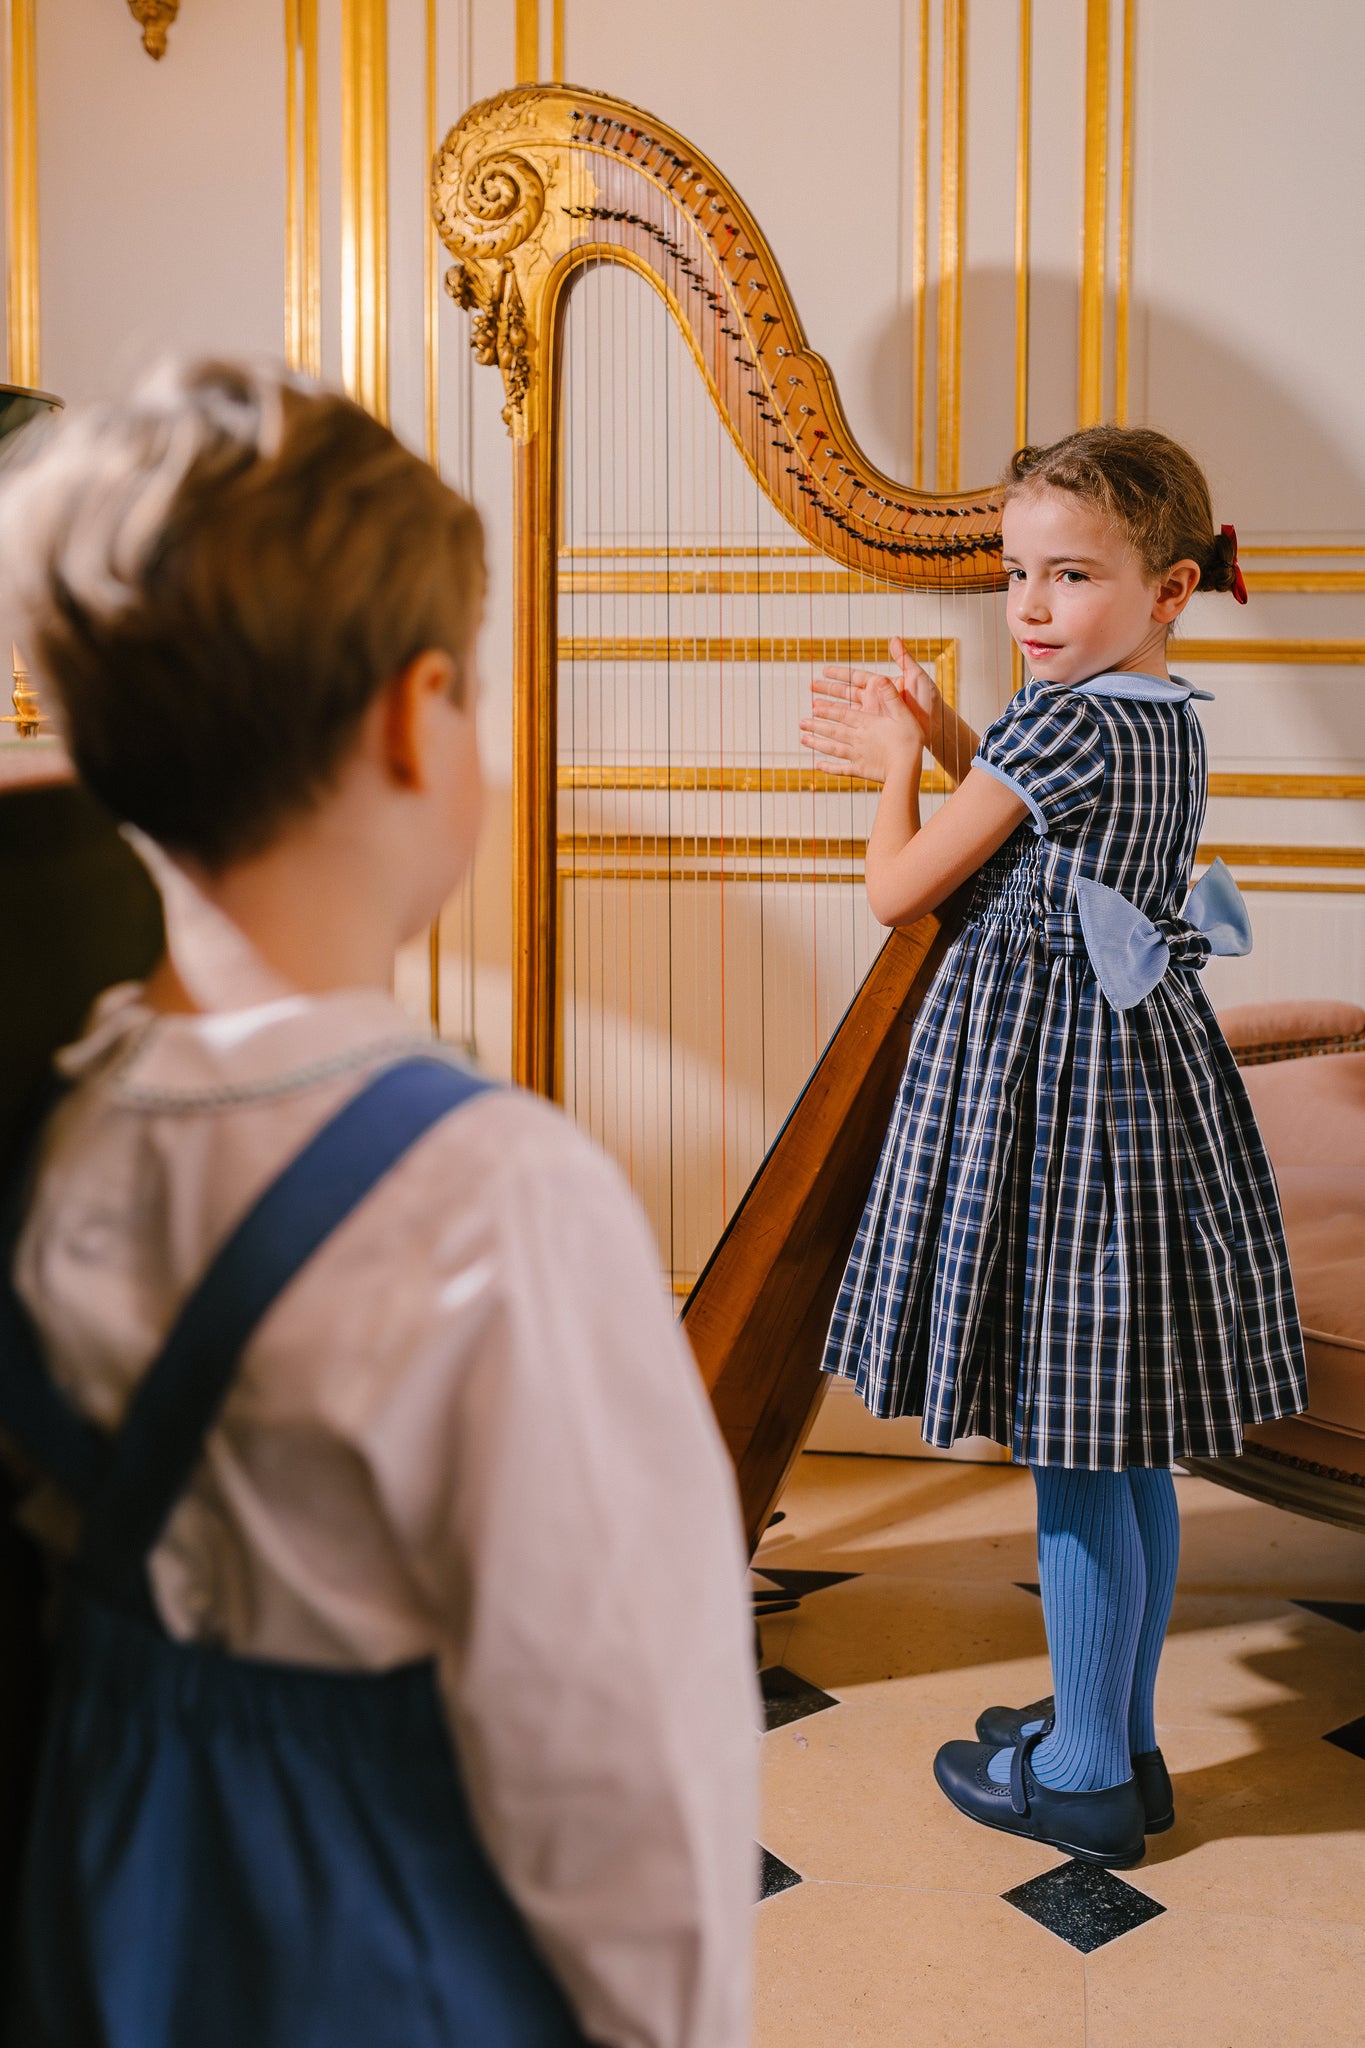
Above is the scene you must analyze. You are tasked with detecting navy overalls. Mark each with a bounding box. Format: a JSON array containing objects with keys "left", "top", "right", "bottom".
[{"left": 0, "top": 1059, "right": 589, "bottom": 2047}]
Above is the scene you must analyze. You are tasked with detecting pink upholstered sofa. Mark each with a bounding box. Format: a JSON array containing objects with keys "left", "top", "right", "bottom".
[{"left": 1184, "top": 1000, "right": 1365, "bottom": 1531}]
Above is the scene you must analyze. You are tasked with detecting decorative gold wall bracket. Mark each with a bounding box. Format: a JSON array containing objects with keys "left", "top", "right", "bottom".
[
  {"left": 9, "top": 648, "right": 41, "bottom": 738},
  {"left": 127, "top": 1, "right": 180, "bottom": 60}
]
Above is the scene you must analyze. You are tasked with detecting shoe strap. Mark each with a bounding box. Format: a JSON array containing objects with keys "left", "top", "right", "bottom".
[{"left": 1009, "top": 1728, "right": 1047, "bottom": 1817}]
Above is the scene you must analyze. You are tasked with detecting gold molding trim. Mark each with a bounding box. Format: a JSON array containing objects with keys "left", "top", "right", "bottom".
[
  {"left": 1241, "top": 571, "right": 1365, "bottom": 594},
  {"left": 6, "top": 0, "right": 38, "bottom": 385},
  {"left": 1241, "top": 545, "right": 1365, "bottom": 558},
  {"left": 559, "top": 864, "right": 867, "bottom": 887},
  {"left": 1177, "top": 639, "right": 1365, "bottom": 665},
  {"left": 1113, "top": 0, "right": 1135, "bottom": 424},
  {"left": 561, "top": 545, "right": 820, "bottom": 560},
  {"left": 558, "top": 763, "right": 954, "bottom": 796},
  {"left": 1200, "top": 843, "right": 1365, "bottom": 870},
  {"left": 911, "top": 0, "right": 930, "bottom": 486},
  {"left": 515, "top": 0, "right": 538, "bottom": 81},
  {"left": 937, "top": 0, "right": 965, "bottom": 489},
  {"left": 1208, "top": 774, "right": 1365, "bottom": 800},
  {"left": 558, "top": 565, "right": 1365, "bottom": 595},
  {"left": 558, "top": 762, "right": 1364, "bottom": 801},
  {"left": 1014, "top": 0, "right": 1031, "bottom": 450},
  {"left": 1238, "top": 881, "right": 1365, "bottom": 896},
  {"left": 559, "top": 636, "right": 957, "bottom": 702},
  {"left": 341, "top": 0, "right": 388, "bottom": 422},
  {"left": 1078, "top": 0, "right": 1108, "bottom": 426},
  {"left": 127, "top": 0, "right": 179, "bottom": 60},
  {"left": 560, "top": 569, "right": 935, "bottom": 595},
  {"left": 560, "top": 833, "right": 1365, "bottom": 872},
  {"left": 551, "top": 0, "right": 564, "bottom": 81},
  {"left": 424, "top": 0, "right": 439, "bottom": 463},
  {"left": 284, "top": 0, "right": 321, "bottom": 376}
]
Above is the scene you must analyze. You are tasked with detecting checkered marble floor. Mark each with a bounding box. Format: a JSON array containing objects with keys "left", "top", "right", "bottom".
[{"left": 750, "top": 1455, "right": 1365, "bottom": 2048}]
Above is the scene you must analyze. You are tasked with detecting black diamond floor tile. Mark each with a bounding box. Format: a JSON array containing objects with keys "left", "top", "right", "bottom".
[
  {"left": 1002, "top": 1859, "right": 1165, "bottom": 1953},
  {"left": 760, "top": 1664, "right": 839, "bottom": 1732},
  {"left": 756, "top": 1569, "right": 861, "bottom": 1599},
  {"left": 758, "top": 1846, "right": 803, "bottom": 1900},
  {"left": 1324, "top": 1712, "right": 1365, "bottom": 1760},
  {"left": 1016, "top": 1581, "right": 1041, "bottom": 1598},
  {"left": 1293, "top": 1599, "right": 1365, "bottom": 1633}
]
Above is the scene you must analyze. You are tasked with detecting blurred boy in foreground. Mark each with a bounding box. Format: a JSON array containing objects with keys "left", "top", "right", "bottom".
[{"left": 0, "top": 360, "right": 757, "bottom": 2048}]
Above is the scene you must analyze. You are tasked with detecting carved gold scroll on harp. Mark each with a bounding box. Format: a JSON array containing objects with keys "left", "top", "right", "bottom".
[{"left": 433, "top": 87, "right": 1007, "bottom": 1548}]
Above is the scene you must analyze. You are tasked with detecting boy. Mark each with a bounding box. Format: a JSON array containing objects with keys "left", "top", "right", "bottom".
[{"left": 0, "top": 359, "right": 757, "bottom": 2047}]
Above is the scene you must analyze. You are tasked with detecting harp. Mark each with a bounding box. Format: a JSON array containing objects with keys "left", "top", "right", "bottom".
[{"left": 433, "top": 87, "right": 1010, "bottom": 1548}]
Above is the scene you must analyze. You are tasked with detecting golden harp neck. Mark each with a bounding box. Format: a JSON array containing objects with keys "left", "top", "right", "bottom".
[{"left": 433, "top": 84, "right": 1004, "bottom": 590}]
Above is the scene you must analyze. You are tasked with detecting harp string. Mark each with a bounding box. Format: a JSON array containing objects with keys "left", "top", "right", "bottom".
[{"left": 554, "top": 222, "right": 1013, "bottom": 1296}]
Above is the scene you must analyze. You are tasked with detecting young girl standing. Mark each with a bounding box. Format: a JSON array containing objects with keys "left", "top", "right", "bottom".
[{"left": 800, "top": 426, "right": 1306, "bottom": 1870}]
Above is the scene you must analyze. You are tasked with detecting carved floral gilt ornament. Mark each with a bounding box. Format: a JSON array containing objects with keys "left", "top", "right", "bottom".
[{"left": 127, "top": 0, "right": 180, "bottom": 60}]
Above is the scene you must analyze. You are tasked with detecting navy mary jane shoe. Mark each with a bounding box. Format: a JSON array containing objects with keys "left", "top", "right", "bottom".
[
  {"left": 933, "top": 1731, "right": 1146, "bottom": 1869},
  {"left": 974, "top": 1697, "right": 1174, "bottom": 1833}
]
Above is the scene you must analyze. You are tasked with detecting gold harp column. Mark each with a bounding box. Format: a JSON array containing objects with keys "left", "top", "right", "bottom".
[
  {"left": 511, "top": 363, "right": 557, "bottom": 1096},
  {"left": 5, "top": 0, "right": 38, "bottom": 386},
  {"left": 284, "top": 0, "right": 321, "bottom": 376},
  {"left": 936, "top": 0, "right": 965, "bottom": 490},
  {"left": 1078, "top": 0, "right": 1108, "bottom": 426},
  {"left": 341, "top": 0, "right": 389, "bottom": 422}
]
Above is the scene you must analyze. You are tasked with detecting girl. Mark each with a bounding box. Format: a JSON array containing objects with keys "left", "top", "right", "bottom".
[{"left": 799, "top": 426, "right": 1305, "bottom": 1870}]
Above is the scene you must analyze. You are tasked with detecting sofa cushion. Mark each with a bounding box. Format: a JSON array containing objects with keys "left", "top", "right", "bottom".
[
  {"left": 1220, "top": 998, "right": 1365, "bottom": 1058},
  {"left": 1238, "top": 1051, "right": 1365, "bottom": 1172}
]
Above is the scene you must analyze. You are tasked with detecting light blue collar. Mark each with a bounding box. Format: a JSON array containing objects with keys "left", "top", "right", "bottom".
[{"left": 1070, "top": 670, "right": 1214, "bottom": 703}]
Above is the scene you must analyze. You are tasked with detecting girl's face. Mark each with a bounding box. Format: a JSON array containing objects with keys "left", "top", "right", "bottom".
[{"left": 1002, "top": 486, "right": 1194, "bottom": 686}]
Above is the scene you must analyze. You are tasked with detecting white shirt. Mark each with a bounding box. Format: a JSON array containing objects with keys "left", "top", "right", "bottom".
[{"left": 14, "top": 983, "right": 758, "bottom": 2048}]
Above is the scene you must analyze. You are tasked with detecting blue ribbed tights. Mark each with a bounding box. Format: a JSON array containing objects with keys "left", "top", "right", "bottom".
[{"left": 986, "top": 1467, "right": 1180, "bottom": 1793}]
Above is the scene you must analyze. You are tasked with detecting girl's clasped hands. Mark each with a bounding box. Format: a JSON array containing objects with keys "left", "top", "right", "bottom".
[{"left": 800, "top": 635, "right": 937, "bottom": 785}]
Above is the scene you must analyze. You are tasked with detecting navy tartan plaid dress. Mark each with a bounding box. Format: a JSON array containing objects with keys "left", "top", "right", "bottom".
[{"left": 822, "top": 670, "right": 1307, "bottom": 1470}]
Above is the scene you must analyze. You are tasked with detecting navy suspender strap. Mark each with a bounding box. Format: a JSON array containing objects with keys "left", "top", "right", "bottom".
[
  {"left": 2, "top": 1057, "right": 493, "bottom": 1600},
  {"left": 79, "top": 1056, "right": 494, "bottom": 1598}
]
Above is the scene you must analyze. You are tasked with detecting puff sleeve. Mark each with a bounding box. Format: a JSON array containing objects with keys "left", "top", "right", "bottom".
[{"left": 973, "top": 682, "right": 1106, "bottom": 836}]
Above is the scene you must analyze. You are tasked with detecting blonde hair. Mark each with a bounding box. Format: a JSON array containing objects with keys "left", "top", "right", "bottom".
[
  {"left": 1004, "top": 425, "right": 1238, "bottom": 595},
  {"left": 0, "top": 358, "right": 484, "bottom": 868}
]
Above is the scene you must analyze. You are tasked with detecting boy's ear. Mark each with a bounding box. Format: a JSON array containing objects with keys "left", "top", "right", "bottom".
[
  {"left": 1154, "top": 558, "right": 1201, "bottom": 624},
  {"left": 381, "top": 649, "right": 460, "bottom": 790}
]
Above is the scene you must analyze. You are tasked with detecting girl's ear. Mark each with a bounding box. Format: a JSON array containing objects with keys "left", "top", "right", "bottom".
[
  {"left": 380, "top": 649, "right": 460, "bottom": 791},
  {"left": 1153, "top": 558, "right": 1202, "bottom": 625}
]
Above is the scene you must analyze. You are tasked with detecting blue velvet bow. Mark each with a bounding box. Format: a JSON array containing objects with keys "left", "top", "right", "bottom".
[{"left": 1073, "top": 858, "right": 1252, "bottom": 1010}]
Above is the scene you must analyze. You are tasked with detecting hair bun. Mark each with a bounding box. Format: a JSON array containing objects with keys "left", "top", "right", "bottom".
[{"left": 1201, "top": 527, "right": 1238, "bottom": 595}]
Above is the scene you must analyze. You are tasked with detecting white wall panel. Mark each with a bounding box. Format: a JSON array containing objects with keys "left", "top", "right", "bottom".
[{"left": 36, "top": 0, "right": 286, "bottom": 402}]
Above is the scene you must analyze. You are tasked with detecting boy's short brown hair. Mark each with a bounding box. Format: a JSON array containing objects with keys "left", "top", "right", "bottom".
[{"left": 0, "top": 359, "right": 484, "bottom": 870}]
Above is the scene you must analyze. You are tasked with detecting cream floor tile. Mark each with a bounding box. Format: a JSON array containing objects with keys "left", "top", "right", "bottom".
[
  {"left": 754, "top": 1880, "right": 1085, "bottom": 2048},
  {"left": 757, "top": 1457, "right": 1039, "bottom": 1582},
  {"left": 1084, "top": 1908, "right": 1365, "bottom": 2048},
  {"left": 1165, "top": 1475, "right": 1365, "bottom": 1602},
  {"left": 761, "top": 1695, "right": 1064, "bottom": 1894},
  {"left": 1139, "top": 1736, "right": 1365, "bottom": 1928},
  {"left": 774, "top": 1574, "right": 1051, "bottom": 1705},
  {"left": 765, "top": 1453, "right": 1365, "bottom": 1601},
  {"left": 752, "top": 1453, "right": 1365, "bottom": 2043},
  {"left": 1153, "top": 1595, "right": 1365, "bottom": 1740}
]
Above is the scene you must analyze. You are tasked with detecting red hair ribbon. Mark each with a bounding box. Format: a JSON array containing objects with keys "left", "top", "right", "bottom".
[{"left": 1221, "top": 524, "right": 1249, "bottom": 605}]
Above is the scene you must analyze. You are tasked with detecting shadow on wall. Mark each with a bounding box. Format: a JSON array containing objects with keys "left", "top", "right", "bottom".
[
  {"left": 450, "top": 273, "right": 1365, "bottom": 1073},
  {"left": 865, "top": 266, "right": 1364, "bottom": 542}
]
